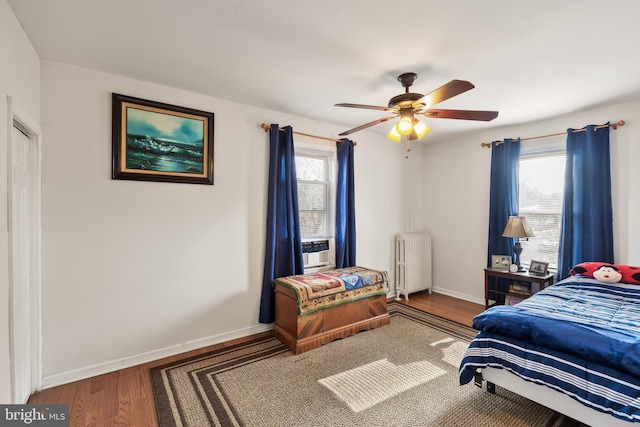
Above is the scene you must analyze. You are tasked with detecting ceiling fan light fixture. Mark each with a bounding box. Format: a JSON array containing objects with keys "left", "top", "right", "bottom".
[
  {"left": 386, "top": 126, "right": 402, "bottom": 143},
  {"left": 412, "top": 119, "right": 431, "bottom": 140},
  {"left": 395, "top": 117, "right": 414, "bottom": 136}
]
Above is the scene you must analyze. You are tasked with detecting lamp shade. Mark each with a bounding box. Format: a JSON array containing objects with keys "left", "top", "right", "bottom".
[{"left": 502, "top": 216, "right": 535, "bottom": 238}]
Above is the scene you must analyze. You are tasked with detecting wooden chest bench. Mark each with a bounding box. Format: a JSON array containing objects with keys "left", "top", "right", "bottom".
[{"left": 272, "top": 266, "right": 390, "bottom": 354}]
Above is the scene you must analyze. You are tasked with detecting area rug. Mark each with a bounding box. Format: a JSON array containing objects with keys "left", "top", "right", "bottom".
[{"left": 151, "top": 302, "right": 582, "bottom": 427}]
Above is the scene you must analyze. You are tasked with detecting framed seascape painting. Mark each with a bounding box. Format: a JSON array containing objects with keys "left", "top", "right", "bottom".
[{"left": 112, "top": 93, "right": 214, "bottom": 185}]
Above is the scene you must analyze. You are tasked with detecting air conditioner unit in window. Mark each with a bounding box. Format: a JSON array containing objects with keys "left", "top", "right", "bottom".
[{"left": 302, "top": 238, "right": 335, "bottom": 273}]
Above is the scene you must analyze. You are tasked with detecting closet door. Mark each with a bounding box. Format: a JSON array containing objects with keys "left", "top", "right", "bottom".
[{"left": 10, "top": 125, "right": 35, "bottom": 403}]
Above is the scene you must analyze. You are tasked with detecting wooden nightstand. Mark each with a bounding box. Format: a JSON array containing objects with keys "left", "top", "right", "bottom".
[{"left": 484, "top": 267, "right": 555, "bottom": 309}]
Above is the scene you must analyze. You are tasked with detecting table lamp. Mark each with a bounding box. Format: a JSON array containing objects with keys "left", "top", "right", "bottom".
[{"left": 502, "top": 216, "right": 535, "bottom": 272}]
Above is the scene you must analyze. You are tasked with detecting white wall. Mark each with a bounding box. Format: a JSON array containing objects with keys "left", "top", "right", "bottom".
[
  {"left": 423, "top": 101, "right": 640, "bottom": 304},
  {"left": 0, "top": 0, "right": 41, "bottom": 403},
  {"left": 356, "top": 140, "right": 428, "bottom": 276},
  {"left": 39, "top": 61, "right": 425, "bottom": 387}
]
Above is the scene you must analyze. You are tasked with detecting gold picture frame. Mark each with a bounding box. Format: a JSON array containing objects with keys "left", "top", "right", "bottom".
[{"left": 112, "top": 93, "right": 214, "bottom": 185}]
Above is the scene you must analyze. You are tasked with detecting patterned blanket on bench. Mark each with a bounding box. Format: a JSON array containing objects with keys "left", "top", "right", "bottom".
[{"left": 274, "top": 266, "right": 388, "bottom": 315}]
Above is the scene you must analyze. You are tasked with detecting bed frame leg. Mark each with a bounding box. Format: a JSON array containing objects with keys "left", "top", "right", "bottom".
[
  {"left": 474, "top": 372, "right": 483, "bottom": 388},
  {"left": 474, "top": 372, "right": 496, "bottom": 394}
]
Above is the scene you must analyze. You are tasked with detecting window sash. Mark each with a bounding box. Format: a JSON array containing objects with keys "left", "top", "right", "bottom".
[
  {"left": 518, "top": 152, "right": 565, "bottom": 269},
  {"left": 295, "top": 148, "right": 335, "bottom": 239}
]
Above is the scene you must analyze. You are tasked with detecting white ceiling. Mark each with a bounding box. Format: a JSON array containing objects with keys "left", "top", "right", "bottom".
[{"left": 8, "top": 0, "right": 640, "bottom": 140}]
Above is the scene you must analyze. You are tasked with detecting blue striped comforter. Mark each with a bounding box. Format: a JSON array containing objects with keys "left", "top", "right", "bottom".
[{"left": 459, "top": 276, "right": 640, "bottom": 422}]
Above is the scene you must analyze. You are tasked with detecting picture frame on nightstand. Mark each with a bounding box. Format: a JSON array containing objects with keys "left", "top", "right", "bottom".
[
  {"left": 491, "top": 255, "right": 512, "bottom": 270},
  {"left": 529, "top": 260, "right": 549, "bottom": 275}
]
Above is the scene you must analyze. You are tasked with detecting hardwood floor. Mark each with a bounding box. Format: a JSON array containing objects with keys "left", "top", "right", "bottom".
[
  {"left": 396, "top": 290, "right": 485, "bottom": 327},
  {"left": 27, "top": 292, "right": 484, "bottom": 427}
]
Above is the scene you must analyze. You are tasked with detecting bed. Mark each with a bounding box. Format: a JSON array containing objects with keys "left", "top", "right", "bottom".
[
  {"left": 459, "top": 262, "right": 640, "bottom": 426},
  {"left": 272, "top": 266, "right": 390, "bottom": 354}
]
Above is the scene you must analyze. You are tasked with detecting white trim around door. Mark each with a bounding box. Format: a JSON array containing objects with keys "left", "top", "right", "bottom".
[{"left": 7, "top": 96, "right": 42, "bottom": 402}]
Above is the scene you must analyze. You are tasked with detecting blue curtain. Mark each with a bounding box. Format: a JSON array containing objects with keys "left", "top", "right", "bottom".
[
  {"left": 335, "top": 138, "right": 356, "bottom": 268},
  {"left": 259, "top": 124, "right": 304, "bottom": 324},
  {"left": 557, "top": 124, "right": 614, "bottom": 280},
  {"left": 487, "top": 138, "right": 521, "bottom": 265},
  {"left": 487, "top": 138, "right": 521, "bottom": 303}
]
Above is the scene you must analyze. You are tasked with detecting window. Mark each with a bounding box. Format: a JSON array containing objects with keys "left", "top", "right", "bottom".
[
  {"left": 294, "top": 145, "right": 336, "bottom": 239},
  {"left": 518, "top": 150, "right": 565, "bottom": 269}
]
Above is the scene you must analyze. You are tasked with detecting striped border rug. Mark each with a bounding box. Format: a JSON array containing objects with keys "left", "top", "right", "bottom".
[{"left": 151, "top": 302, "right": 578, "bottom": 427}]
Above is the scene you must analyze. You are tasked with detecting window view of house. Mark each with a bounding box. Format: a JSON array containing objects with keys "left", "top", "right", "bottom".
[
  {"left": 518, "top": 153, "right": 566, "bottom": 269},
  {"left": 295, "top": 153, "right": 332, "bottom": 239}
]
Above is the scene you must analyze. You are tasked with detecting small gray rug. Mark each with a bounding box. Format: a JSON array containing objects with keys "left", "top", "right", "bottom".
[{"left": 151, "top": 302, "right": 581, "bottom": 427}]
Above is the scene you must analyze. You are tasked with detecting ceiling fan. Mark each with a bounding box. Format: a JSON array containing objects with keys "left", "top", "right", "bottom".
[{"left": 335, "top": 72, "right": 498, "bottom": 146}]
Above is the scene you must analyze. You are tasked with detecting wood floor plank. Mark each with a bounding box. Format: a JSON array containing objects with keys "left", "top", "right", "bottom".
[
  {"left": 57, "top": 380, "right": 79, "bottom": 414},
  {"left": 70, "top": 379, "right": 92, "bottom": 427},
  {"left": 83, "top": 390, "right": 104, "bottom": 427},
  {"left": 96, "top": 371, "right": 119, "bottom": 422},
  {"left": 115, "top": 369, "right": 137, "bottom": 427},
  {"left": 27, "top": 292, "right": 479, "bottom": 426},
  {"left": 115, "top": 391, "right": 135, "bottom": 426},
  {"left": 101, "top": 416, "right": 117, "bottom": 427},
  {"left": 133, "top": 395, "right": 155, "bottom": 427},
  {"left": 133, "top": 365, "right": 151, "bottom": 399}
]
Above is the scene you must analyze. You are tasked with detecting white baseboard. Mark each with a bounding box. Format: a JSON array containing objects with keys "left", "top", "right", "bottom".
[
  {"left": 386, "top": 287, "right": 485, "bottom": 307},
  {"left": 40, "top": 323, "right": 273, "bottom": 390}
]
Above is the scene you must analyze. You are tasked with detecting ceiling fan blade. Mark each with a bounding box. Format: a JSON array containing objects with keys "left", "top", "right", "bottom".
[
  {"left": 424, "top": 109, "right": 499, "bottom": 121},
  {"left": 335, "top": 103, "right": 394, "bottom": 112},
  {"left": 412, "top": 80, "right": 475, "bottom": 110},
  {"left": 338, "top": 116, "right": 396, "bottom": 136}
]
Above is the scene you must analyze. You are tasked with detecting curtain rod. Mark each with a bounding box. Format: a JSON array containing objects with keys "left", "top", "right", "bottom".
[
  {"left": 260, "top": 123, "right": 357, "bottom": 146},
  {"left": 480, "top": 120, "right": 625, "bottom": 147}
]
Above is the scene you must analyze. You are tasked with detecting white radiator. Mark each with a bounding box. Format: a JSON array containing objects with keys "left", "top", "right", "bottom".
[{"left": 395, "top": 232, "right": 432, "bottom": 300}]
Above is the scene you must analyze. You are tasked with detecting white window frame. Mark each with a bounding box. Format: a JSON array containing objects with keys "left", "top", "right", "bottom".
[
  {"left": 294, "top": 141, "right": 337, "bottom": 272},
  {"left": 294, "top": 141, "right": 337, "bottom": 240},
  {"left": 518, "top": 137, "right": 565, "bottom": 271}
]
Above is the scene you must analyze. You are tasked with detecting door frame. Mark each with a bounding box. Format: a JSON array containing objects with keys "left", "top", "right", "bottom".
[{"left": 7, "top": 96, "right": 42, "bottom": 401}]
